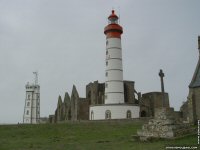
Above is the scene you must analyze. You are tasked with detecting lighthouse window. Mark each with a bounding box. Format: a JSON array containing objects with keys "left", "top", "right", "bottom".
[
  {"left": 106, "top": 61, "right": 108, "bottom": 66},
  {"left": 26, "top": 110, "right": 29, "bottom": 115},
  {"left": 106, "top": 40, "right": 108, "bottom": 46},
  {"left": 106, "top": 50, "right": 108, "bottom": 55},
  {"left": 105, "top": 72, "right": 108, "bottom": 77},
  {"left": 27, "top": 102, "right": 30, "bottom": 106}
]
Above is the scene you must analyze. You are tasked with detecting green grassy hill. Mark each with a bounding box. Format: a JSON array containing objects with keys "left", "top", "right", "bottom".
[{"left": 0, "top": 122, "right": 197, "bottom": 150}]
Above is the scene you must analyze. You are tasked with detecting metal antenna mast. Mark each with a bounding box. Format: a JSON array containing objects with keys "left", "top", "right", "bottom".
[{"left": 33, "top": 71, "right": 38, "bottom": 85}]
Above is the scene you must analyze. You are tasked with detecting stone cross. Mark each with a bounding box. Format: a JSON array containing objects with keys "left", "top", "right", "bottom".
[{"left": 159, "top": 69, "right": 165, "bottom": 107}]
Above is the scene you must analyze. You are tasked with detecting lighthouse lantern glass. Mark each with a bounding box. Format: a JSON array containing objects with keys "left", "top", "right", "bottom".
[{"left": 109, "top": 17, "right": 118, "bottom": 24}]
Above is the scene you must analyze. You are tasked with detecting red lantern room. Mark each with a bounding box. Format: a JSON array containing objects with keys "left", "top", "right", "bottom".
[{"left": 104, "top": 10, "right": 123, "bottom": 39}]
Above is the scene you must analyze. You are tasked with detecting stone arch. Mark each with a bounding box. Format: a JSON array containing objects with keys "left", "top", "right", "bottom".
[
  {"left": 141, "top": 110, "right": 147, "bottom": 117},
  {"left": 126, "top": 110, "right": 131, "bottom": 119},
  {"left": 105, "top": 110, "right": 111, "bottom": 119}
]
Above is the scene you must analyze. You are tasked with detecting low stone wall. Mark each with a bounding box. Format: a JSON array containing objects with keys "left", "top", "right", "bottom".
[{"left": 137, "top": 107, "right": 196, "bottom": 141}]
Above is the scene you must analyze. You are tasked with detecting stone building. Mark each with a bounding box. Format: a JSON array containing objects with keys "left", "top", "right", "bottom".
[
  {"left": 49, "top": 80, "right": 169, "bottom": 122},
  {"left": 49, "top": 85, "right": 89, "bottom": 123},
  {"left": 180, "top": 36, "right": 200, "bottom": 124},
  {"left": 140, "top": 92, "right": 169, "bottom": 117}
]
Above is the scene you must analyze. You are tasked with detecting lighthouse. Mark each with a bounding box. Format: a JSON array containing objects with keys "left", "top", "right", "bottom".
[
  {"left": 89, "top": 10, "right": 140, "bottom": 120},
  {"left": 23, "top": 72, "right": 40, "bottom": 124},
  {"left": 104, "top": 10, "right": 124, "bottom": 104}
]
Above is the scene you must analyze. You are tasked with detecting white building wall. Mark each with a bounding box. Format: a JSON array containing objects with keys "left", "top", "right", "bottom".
[{"left": 89, "top": 105, "right": 140, "bottom": 120}]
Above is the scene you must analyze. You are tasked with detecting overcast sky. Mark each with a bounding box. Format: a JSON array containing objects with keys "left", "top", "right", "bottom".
[{"left": 0, "top": 0, "right": 200, "bottom": 124}]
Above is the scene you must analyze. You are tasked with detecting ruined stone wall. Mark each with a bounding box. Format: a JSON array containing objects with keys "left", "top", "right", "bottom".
[
  {"left": 124, "top": 81, "right": 135, "bottom": 103},
  {"left": 78, "top": 98, "right": 89, "bottom": 120},
  {"left": 183, "top": 88, "right": 200, "bottom": 123},
  {"left": 86, "top": 80, "right": 138, "bottom": 105},
  {"left": 63, "top": 92, "right": 71, "bottom": 120},
  {"left": 86, "top": 81, "right": 104, "bottom": 105},
  {"left": 49, "top": 115, "right": 55, "bottom": 123},
  {"left": 140, "top": 92, "right": 169, "bottom": 117},
  {"left": 192, "top": 88, "right": 200, "bottom": 123},
  {"left": 70, "top": 86, "right": 79, "bottom": 121}
]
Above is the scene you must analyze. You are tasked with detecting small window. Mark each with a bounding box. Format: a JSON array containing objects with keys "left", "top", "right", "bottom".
[
  {"left": 105, "top": 110, "right": 111, "bottom": 119},
  {"left": 26, "top": 110, "right": 29, "bottom": 115},
  {"left": 106, "top": 61, "right": 108, "bottom": 66},
  {"left": 106, "top": 40, "right": 108, "bottom": 46},
  {"left": 105, "top": 72, "right": 108, "bottom": 77},
  {"left": 106, "top": 51, "right": 108, "bottom": 55},
  {"left": 28, "top": 95, "right": 30, "bottom": 99},
  {"left": 27, "top": 102, "right": 30, "bottom": 106}
]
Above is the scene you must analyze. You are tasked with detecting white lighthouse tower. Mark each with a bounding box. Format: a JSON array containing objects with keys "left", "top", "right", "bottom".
[
  {"left": 89, "top": 10, "right": 140, "bottom": 120},
  {"left": 23, "top": 72, "right": 40, "bottom": 124},
  {"left": 104, "top": 10, "right": 124, "bottom": 104}
]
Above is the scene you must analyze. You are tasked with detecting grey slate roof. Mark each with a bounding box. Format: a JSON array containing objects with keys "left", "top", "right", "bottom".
[{"left": 189, "top": 56, "right": 200, "bottom": 88}]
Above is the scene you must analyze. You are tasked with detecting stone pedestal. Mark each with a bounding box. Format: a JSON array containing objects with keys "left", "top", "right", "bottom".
[{"left": 137, "top": 107, "right": 195, "bottom": 141}]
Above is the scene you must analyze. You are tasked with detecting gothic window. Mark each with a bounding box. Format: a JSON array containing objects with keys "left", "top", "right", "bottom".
[
  {"left": 27, "top": 102, "right": 30, "bottom": 106},
  {"left": 26, "top": 110, "right": 29, "bottom": 115},
  {"left": 126, "top": 110, "right": 131, "bottom": 119},
  {"left": 105, "top": 110, "right": 111, "bottom": 119}
]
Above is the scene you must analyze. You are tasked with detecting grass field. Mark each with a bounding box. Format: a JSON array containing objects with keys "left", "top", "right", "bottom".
[{"left": 0, "top": 121, "right": 198, "bottom": 150}]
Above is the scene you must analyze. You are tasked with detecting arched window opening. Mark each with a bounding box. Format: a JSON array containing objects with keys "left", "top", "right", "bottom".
[
  {"left": 105, "top": 110, "right": 111, "bottom": 119},
  {"left": 126, "top": 110, "right": 131, "bottom": 119},
  {"left": 141, "top": 110, "right": 147, "bottom": 117},
  {"left": 91, "top": 111, "right": 94, "bottom": 120}
]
